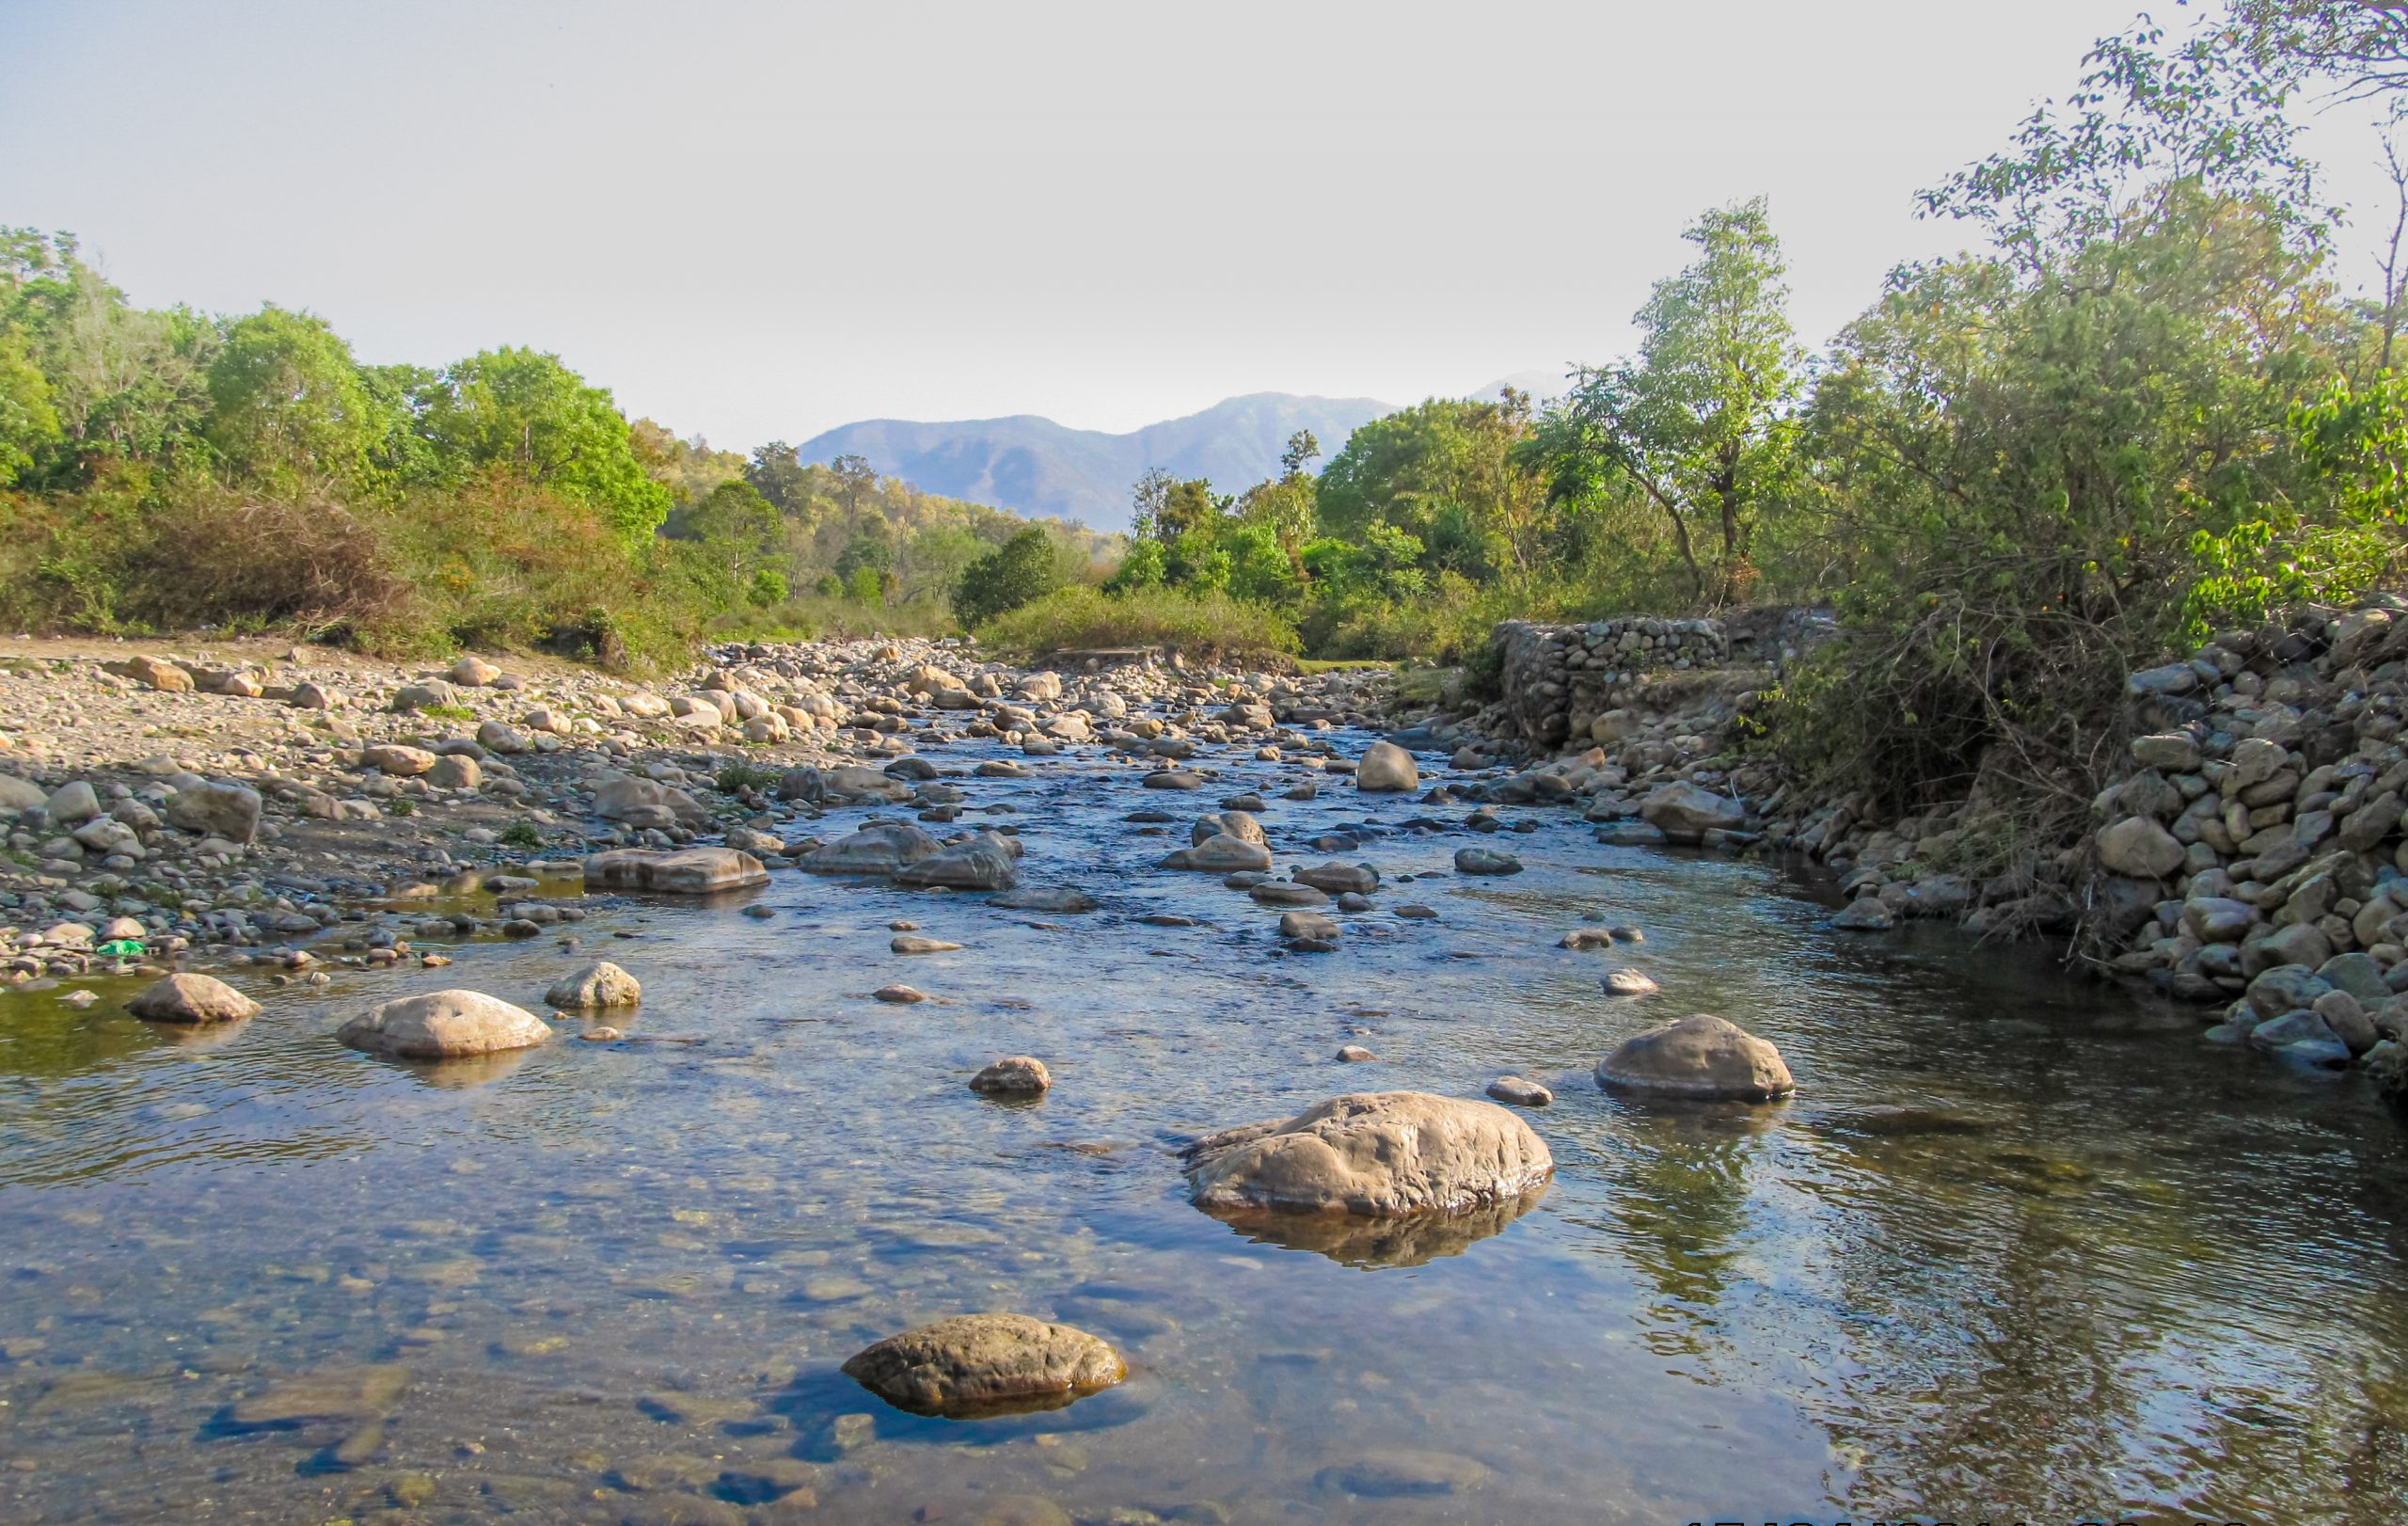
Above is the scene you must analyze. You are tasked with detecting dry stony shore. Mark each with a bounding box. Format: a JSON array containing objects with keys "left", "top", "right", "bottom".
[{"left": 0, "top": 634, "right": 1389, "bottom": 989}]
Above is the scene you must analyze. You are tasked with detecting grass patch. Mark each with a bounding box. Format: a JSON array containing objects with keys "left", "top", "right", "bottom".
[
  {"left": 418, "top": 703, "right": 476, "bottom": 722},
  {"left": 498, "top": 820, "right": 544, "bottom": 849},
  {"left": 976, "top": 585, "right": 1300, "bottom": 666},
  {"left": 715, "top": 762, "right": 784, "bottom": 793}
]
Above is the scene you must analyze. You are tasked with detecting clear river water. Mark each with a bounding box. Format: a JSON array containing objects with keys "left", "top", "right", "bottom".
[{"left": 4, "top": 730, "right": 2407, "bottom": 1525}]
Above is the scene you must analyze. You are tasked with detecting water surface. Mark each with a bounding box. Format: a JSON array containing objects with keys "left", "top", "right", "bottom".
[{"left": 4, "top": 735, "right": 2405, "bottom": 1524}]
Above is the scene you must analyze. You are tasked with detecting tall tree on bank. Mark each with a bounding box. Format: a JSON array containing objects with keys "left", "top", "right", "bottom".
[
  {"left": 1542, "top": 198, "right": 1801, "bottom": 605},
  {"left": 414, "top": 347, "right": 670, "bottom": 548}
]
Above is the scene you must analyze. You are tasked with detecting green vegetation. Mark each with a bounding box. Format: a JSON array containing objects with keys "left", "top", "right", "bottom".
[
  {"left": 0, "top": 232, "right": 1116, "bottom": 668},
  {"left": 8, "top": 1, "right": 2408, "bottom": 830},
  {"left": 977, "top": 584, "right": 1301, "bottom": 666}
]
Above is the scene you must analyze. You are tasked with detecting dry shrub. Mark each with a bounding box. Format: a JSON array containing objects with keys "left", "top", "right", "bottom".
[{"left": 126, "top": 492, "right": 415, "bottom": 643}]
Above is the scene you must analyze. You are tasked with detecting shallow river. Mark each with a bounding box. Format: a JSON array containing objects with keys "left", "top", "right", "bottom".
[{"left": 5, "top": 730, "right": 2408, "bottom": 1525}]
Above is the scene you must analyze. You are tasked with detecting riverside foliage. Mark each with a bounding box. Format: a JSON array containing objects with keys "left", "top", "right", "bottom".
[{"left": 5, "top": 4, "right": 2407, "bottom": 814}]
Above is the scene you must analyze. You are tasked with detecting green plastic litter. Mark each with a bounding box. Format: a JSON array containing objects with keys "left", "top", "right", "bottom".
[{"left": 95, "top": 939, "right": 147, "bottom": 957}]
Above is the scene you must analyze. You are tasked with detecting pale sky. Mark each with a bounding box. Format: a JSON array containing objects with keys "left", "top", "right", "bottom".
[{"left": 2, "top": 0, "right": 2396, "bottom": 448}]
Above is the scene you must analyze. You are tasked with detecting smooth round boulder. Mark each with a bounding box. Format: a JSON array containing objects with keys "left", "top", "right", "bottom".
[
  {"left": 969, "top": 1056, "right": 1052, "bottom": 1094},
  {"left": 1602, "top": 967, "right": 1659, "bottom": 995},
  {"left": 1354, "top": 741, "right": 1419, "bottom": 793},
  {"left": 841, "top": 1314, "right": 1125, "bottom": 1417},
  {"left": 1181, "top": 1091, "right": 1554, "bottom": 1216},
  {"left": 544, "top": 960, "right": 641, "bottom": 1009},
  {"left": 1595, "top": 1013, "right": 1794, "bottom": 1100},
  {"left": 1161, "top": 834, "right": 1272, "bottom": 873},
  {"left": 338, "top": 989, "right": 551, "bottom": 1058},
  {"left": 1454, "top": 848, "right": 1522, "bottom": 876},
  {"left": 127, "top": 973, "right": 259, "bottom": 1025}
]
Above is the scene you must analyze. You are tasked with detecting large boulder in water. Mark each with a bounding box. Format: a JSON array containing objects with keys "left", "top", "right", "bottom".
[
  {"left": 895, "top": 835, "right": 1018, "bottom": 891},
  {"left": 543, "top": 960, "right": 641, "bottom": 1009},
  {"left": 338, "top": 990, "right": 550, "bottom": 1058},
  {"left": 801, "top": 821, "right": 943, "bottom": 876},
  {"left": 1595, "top": 1012, "right": 1794, "bottom": 1100},
  {"left": 1354, "top": 741, "right": 1419, "bottom": 793},
  {"left": 1161, "top": 834, "right": 1272, "bottom": 872},
  {"left": 841, "top": 1314, "right": 1125, "bottom": 1417},
  {"left": 1639, "top": 783, "right": 1745, "bottom": 844},
  {"left": 1181, "top": 1091, "right": 1554, "bottom": 1217},
  {"left": 583, "top": 847, "right": 768, "bottom": 894},
  {"left": 127, "top": 973, "right": 258, "bottom": 1024}
]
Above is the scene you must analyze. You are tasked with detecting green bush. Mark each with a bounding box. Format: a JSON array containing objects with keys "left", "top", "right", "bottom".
[
  {"left": 977, "top": 584, "right": 1299, "bottom": 665},
  {"left": 953, "top": 525, "right": 1060, "bottom": 625}
]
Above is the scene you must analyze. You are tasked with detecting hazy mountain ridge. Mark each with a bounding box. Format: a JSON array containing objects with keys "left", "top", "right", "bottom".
[{"left": 796, "top": 392, "right": 1394, "bottom": 532}]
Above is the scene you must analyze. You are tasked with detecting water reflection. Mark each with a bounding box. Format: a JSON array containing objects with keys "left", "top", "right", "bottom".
[
  {"left": 1, "top": 734, "right": 2407, "bottom": 1523},
  {"left": 1196, "top": 1184, "right": 1549, "bottom": 1268}
]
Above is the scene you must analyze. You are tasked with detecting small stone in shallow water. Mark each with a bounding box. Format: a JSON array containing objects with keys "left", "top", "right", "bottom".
[
  {"left": 1608, "top": 925, "right": 1644, "bottom": 942},
  {"left": 873, "top": 984, "right": 928, "bottom": 1004},
  {"left": 1603, "top": 968, "right": 1659, "bottom": 995},
  {"left": 1560, "top": 928, "right": 1617, "bottom": 950},
  {"left": 841, "top": 1314, "right": 1123, "bottom": 1417},
  {"left": 1394, "top": 904, "right": 1437, "bottom": 919},
  {"left": 579, "top": 1026, "right": 622, "bottom": 1042},
  {"left": 1335, "top": 1044, "right": 1377, "bottom": 1062},
  {"left": 892, "top": 934, "right": 963, "bottom": 954},
  {"left": 1454, "top": 848, "right": 1522, "bottom": 876},
  {"left": 1485, "top": 1075, "right": 1553, "bottom": 1106},
  {"left": 127, "top": 973, "right": 260, "bottom": 1024},
  {"left": 741, "top": 904, "right": 775, "bottom": 919},
  {"left": 970, "top": 1056, "right": 1052, "bottom": 1094},
  {"left": 543, "top": 960, "right": 640, "bottom": 1009}
]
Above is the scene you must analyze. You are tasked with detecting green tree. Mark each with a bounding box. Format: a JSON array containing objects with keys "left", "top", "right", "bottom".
[
  {"left": 954, "top": 524, "right": 1063, "bottom": 624},
  {"left": 831, "top": 453, "right": 878, "bottom": 518},
  {"left": 0, "top": 326, "right": 59, "bottom": 487},
  {"left": 1543, "top": 198, "right": 1802, "bottom": 604},
  {"left": 747, "top": 440, "right": 812, "bottom": 512},
  {"left": 416, "top": 347, "right": 670, "bottom": 548},
  {"left": 202, "top": 305, "right": 377, "bottom": 491}
]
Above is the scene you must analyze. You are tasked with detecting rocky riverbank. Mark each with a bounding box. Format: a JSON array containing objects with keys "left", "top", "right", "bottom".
[
  {"left": 1374, "top": 598, "right": 2408, "bottom": 1092},
  {"left": 0, "top": 635, "right": 1389, "bottom": 989}
]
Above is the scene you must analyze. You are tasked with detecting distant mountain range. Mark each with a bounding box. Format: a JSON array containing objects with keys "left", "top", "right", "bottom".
[{"left": 795, "top": 393, "right": 1392, "bottom": 533}]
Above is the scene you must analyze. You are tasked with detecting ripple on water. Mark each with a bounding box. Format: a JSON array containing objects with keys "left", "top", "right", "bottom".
[{"left": 3, "top": 732, "right": 2408, "bottom": 1523}]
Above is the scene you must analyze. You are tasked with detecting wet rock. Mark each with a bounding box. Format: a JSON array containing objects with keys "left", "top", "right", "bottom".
[
  {"left": 970, "top": 1056, "right": 1052, "bottom": 1094},
  {"left": 990, "top": 885, "right": 1099, "bottom": 913},
  {"left": 1280, "top": 911, "right": 1339, "bottom": 941},
  {"left": 1602, "top": 967, "right": 1659, "bottom": 995},
  {"left": 893, "top": 934, "right": 963, "bottom": 954},
  {"left": 1181, "top": 1091, "right": 1554, "bottom": 1216},
  {"left": 1395, "top": 903, "right": 1437, "bottom": 919},
  {"left": 1192, "top": 809, "right": 1266, "bottom": 846},
  {"left": 1294, "top": 862, "right": 1378, "bottom": 895},
  {"left": 1484, "top": 1075, "right": 1552, "bottom": 1106},
  {"left": 1249, "top": 881, "right": 1327, "bottom": 907},
  {"left": 1162, "top": 834, "right": 1273, "bottom": 873},
  {"left": 127, "top": 973, "right": 259, "bottom": 1024},
  {"left": 1639, "top": 783, "right": 1744, "bottom": 844},
  {"left": 896, "top": 835, "right": 1019, "bottom": 891},
  {"left": 1317, "top": 1448, "right": 1493, "bottom": 1499},
  {"left": 585, "top": 848, "right": 769, "bottom": 895},
  {"left": 1830, "top": 897, "right": 1896, "bottom": 931},
  {"left": 840, "top": 1314, "right": 1124, "bottom": 1417},
  {"left": 802, "top": 822, "right": 943, "bottom": 876},
  {"left": 2246, "top": 963, "right": 2332, "bottom": 1021},
  {"left": 1335, "top": 1044, "right": 1377, "bottom": 1062},
  {"left": 873, "top": 984, "right": 927, "bottom": 1004},
  {"left": 338, "top": 989, "right": 551, "bottom": 1058},
  {"left": 1354, "top": 741, "right": 1419, "bottom": 793},
  {"left": 1453, "top": 847, "right": 1522, "bottom": 876},
  {"left": 1596, "top": 1013, "right": 1795, "bottom": 1100},
  {"left": 545, "top": 961, "right": 641, "bottom": 1009},
  {"left": 1560, "top": 928, "right": 1618, "bottom": 950},
  {"left": 231, "top": 1363, "right": 408, "bottom": 1424},
  {"left": 164, "top": 780, "right": 262, "bottom": 844},
  {"left": 1143, "top": 771, "right": 1205, "bottom": 790}
]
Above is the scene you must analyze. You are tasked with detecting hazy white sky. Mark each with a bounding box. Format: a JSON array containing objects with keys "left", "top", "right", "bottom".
[{"left": 2, "top": 0, "right": 2396, "bottom": 447}]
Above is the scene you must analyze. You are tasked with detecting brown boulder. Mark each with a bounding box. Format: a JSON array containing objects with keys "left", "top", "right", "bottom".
[
  {"left": 841, "top": 1314, "right": 1124, "bottom": 1417},
  {"left": 1595, "top": 1012, "right": 1794, "bottom": 1100}
]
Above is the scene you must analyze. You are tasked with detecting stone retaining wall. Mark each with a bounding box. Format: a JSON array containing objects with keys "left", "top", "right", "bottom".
[{"left": 1493, "top": 609, "right": 1830, "bottom": 749}]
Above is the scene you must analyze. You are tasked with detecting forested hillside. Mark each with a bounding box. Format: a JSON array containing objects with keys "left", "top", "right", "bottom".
[{"left": 0, "top": 233, "right": 1114, "bottom": 665}]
